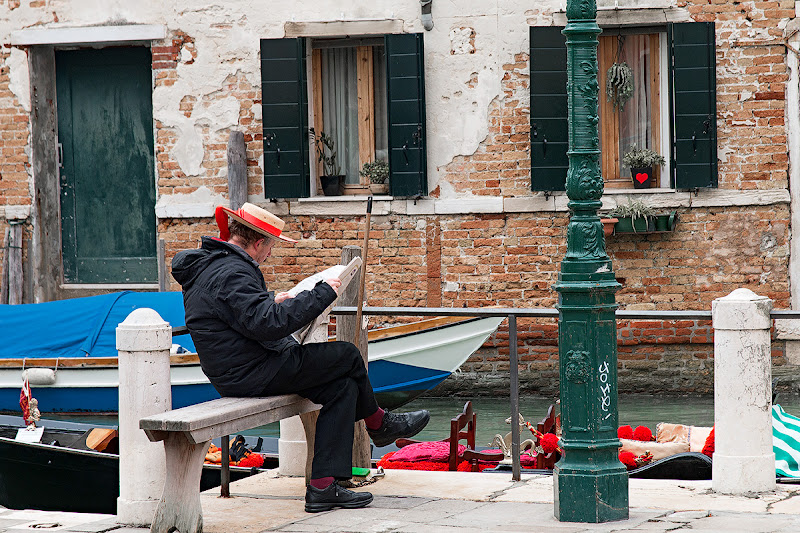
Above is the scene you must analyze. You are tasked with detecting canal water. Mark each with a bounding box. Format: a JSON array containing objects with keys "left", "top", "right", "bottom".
[{"left": 44, "top": 394, "right": 800, "bottom": 448}]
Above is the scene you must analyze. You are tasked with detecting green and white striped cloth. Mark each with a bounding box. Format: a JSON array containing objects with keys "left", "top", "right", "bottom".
[{"left": 773, "top": 404, "right": 800, "bottom": 477}]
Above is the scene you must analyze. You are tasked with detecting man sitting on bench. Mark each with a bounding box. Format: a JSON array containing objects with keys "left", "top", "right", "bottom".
[{"left": 171, "top": 203, "right": 430, "bottom": 513}]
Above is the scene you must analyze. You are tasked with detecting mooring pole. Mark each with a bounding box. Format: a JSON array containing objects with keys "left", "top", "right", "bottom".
[{"left": 553, "top": 0, "right": 629, "bottom": 523}]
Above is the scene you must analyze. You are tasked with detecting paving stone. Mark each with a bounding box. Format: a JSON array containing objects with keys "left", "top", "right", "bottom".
[
  {"left": 430, "top": 500, "right": 552, "bottom": 529},
  {"left": 368, "top": 496, "right": 431, "bottom": 510},
  {"left": 663, "top": 510, "right": 709, "bottom": 521},
  {"left": 687, "top": 511, "right": 797, "bottom": 532},
  {"left": 60, "top": 518, "right": 120, "bottom": 532},
  {"left": 380, "top": 498, "right": 488, "bottom": 524}
]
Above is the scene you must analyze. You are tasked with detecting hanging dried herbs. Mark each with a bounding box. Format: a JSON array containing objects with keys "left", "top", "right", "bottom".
[{"left": 605, "top": 36, "right": 634, "bottom": 111}]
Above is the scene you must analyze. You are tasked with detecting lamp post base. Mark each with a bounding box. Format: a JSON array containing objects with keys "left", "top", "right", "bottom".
[{"left": 554, "top": 465, "right": 629, "bottom": 523}]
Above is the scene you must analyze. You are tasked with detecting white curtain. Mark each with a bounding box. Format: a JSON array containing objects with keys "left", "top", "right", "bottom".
[
  {"left": 618, "top": 35, "right": 652, "bottom": 177},
  {"left": 321, "top": 48, "right": 359, "bottom": 183},
  {"left": 321, "top": 45, "right": 388, "bottom": 184}
]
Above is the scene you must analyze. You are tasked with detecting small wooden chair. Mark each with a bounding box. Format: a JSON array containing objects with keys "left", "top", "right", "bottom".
[{"left": 396, "top": 401, "right": 504, "bottom": 471}]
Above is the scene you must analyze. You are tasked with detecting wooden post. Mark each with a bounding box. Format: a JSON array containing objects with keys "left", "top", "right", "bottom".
[
  {"left": 337, "top": 245, "right": 370, "bottom": 469},
  {"left": 2, "top": 223, "right": 24, "bottom": 305},
  {"left": 227, "top": 131, "right": 247, "bottom": 210},
  {"left": 157, "top": 239, "right": 167, "bottom": 292}
]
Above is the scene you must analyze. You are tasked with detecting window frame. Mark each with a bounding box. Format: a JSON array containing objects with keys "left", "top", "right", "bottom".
[
  {"left": 529, "top": 22, "right": 718, "bottom": 193},
  {"left": 261, "top": 32, "right": 427, "bottom": 200},
  {"left": 598, "top": 31, "right": 671, "bottom": 189},
  {"left": 308, "top": 38, "right": 384, "bottom": 194}
]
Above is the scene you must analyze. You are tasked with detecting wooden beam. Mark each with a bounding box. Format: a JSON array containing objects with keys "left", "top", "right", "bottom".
[
  {"left": 337, "top": 245, "right": 370, "bottom": 469},
  {"left": 227, "top": 130, "right": 247, "bottom": 209},
  {"left": 311, "top": 49, "right": 324, "bottom": 192},
  {"left": 29, "top": 46, "right": 61, "bottom": 301},
  {"left": 650, "top": 33, "right": 661, "bottom": 188},
  {"left": 356, "top": 46, "right": 375, "bottom": 181}
]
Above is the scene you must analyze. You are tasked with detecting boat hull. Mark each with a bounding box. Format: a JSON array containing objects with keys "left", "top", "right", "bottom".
[
  {"left": 0, "top": 421, "right": 259, "bottom": 514},
  {"left": 0, "top": 316, "right": 503, "bottom": 413}
]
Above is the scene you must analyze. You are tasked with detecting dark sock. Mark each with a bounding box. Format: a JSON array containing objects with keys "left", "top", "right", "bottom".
[
  {"left": 309, "top": 477, "right": 334, "bottom": 490},
  {"left": 364, "top": 408, "right": 385, "bottom": 430}
]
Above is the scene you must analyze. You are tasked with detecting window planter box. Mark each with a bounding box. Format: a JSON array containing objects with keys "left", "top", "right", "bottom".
[{"left": 613, "top": 211, "right": 678, "bottom": 235}]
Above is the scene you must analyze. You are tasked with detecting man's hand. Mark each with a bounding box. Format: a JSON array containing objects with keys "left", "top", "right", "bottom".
[
  {"left": 325, "top": 278, "right": 342, "bottom": 295},
  {"left": 275, "top": 292, "right": 294, "bottom": 304}
]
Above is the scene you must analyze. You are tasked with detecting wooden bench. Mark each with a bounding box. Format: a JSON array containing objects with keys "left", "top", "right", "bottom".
[{"left": 139, "top": 395, "right": 321, "bottom": 533}]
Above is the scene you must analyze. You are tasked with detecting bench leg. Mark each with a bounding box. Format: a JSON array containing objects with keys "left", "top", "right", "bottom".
[
  {"left": 299, "top": 410, "right": 319, "bottom": 484},
  {"left": 151, "top": 433, "right": 209, "bottom": 533}
]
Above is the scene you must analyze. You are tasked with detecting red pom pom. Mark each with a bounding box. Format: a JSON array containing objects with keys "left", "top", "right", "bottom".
[
  {"left": 702, "top": 427, "right": 715, "bottom": 458},
  {"left": 632, "top": 426, "right": 653, "bottom": 442},
  {"left": 236, "top": 453, "right": 265, "bottom": 468},
  {"left": 540, "top": 433, "right": 559, "bottom": 455},
  {"left": 618, "top": 425, "right": 633, "bottom": 439},
  {"left": 618, "top": 451, "right": 637, "bottom": 469}
]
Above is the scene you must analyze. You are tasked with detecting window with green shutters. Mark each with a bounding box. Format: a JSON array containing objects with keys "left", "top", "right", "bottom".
[
  {"left": 261, "top": 34, "right": 427, "bottom": 198},
  {"left": 530, "top": 22, "right": 717, "bottom": 191}
]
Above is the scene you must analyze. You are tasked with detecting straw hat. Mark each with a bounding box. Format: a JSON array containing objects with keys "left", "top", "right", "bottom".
[{"left": 215, "top": 203, "right": 297, "bottom": 243}]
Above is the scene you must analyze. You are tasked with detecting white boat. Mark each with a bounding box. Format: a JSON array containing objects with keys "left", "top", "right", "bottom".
[{"left": 0, "top": 292, "right": 503, "bottom": 411}]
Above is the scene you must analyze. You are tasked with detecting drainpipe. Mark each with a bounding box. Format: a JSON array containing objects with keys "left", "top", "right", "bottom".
[{"left": 420, "top": 0, "right": 433, "bottom": 31}]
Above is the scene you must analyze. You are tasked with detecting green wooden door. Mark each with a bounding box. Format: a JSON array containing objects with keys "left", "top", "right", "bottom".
[{"left": 56, "top": 47, "right": 156, "bottom": 284}]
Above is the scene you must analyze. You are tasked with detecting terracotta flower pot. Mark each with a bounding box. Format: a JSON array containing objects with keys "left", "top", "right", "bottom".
[{"left": 601, "top": 218, "right": 618, "bottom": 237}]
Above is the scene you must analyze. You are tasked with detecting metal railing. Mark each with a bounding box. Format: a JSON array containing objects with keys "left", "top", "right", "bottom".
[
  {"left": 171, "top": 305, "right": 800, "bottom": 481},
  {"left": 329, "top": 305, "right": 800, "bottom": 480}
]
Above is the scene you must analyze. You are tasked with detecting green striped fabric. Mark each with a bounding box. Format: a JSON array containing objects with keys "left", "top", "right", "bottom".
[{"left": 773, "top": 404, "right": 800, "bottom": 477}]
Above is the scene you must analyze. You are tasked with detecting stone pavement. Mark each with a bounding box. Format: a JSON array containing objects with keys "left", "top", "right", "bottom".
[{"left": 3, "top": 469, "right": 800, "bottom": 532}]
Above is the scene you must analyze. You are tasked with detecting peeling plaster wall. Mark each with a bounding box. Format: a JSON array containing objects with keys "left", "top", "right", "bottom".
[{"left": 1, "top": 0, "right": 569, "bottom": 201}]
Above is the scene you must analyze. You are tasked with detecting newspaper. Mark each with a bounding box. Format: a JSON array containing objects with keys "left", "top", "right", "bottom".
[{"left": 291, "top": 256, "right": 362, "bottom": 344}]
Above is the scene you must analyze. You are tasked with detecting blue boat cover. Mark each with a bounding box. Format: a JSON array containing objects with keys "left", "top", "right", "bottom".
[{"left": 0, "top": 291, "right": 195, "bottom": 360}]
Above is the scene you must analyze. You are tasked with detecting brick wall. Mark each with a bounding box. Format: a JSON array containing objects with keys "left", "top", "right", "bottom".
[
  {"left": 162, "top": 200, "right": 791, "bottom": 396},
  {"left": 686, "top": 0, "right": 793, "bottom": 191},
  {"left": 0, "top": 44, "right": 30, "bottom": 210}
]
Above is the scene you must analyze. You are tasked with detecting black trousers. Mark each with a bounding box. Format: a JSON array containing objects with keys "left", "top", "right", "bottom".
[{"left": 260, "top": 341, "right": 380, "bottom": 480}]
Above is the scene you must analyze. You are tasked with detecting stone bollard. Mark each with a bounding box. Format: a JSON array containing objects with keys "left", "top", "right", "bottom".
[
  {"left": 278, "top": 416, "right": 308, "bottom": 476},
  {"left": 117, "top": 309, "right": 173, "bottom": 525},
  {"left": 712, "top": 288, "right": 775, "bottom": 494}
]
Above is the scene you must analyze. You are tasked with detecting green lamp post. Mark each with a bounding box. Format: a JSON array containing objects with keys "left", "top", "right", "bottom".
[{"left": 552, "top": 0, "right": 630, "bottom": 523}]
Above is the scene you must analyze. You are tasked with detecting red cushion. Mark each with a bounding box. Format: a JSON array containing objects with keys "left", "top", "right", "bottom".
[{"left": 390, "top": 441, "right": 467, "bottom": 462}]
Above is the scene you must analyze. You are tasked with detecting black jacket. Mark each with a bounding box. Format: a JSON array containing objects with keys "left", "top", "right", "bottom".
[{"left": 171, "top": 237, "right": 337, "bottom": 397}]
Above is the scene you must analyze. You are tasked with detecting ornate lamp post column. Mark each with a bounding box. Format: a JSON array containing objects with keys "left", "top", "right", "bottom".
[{"left": 553, "top": 0, "right": 629, "bottom": 523}]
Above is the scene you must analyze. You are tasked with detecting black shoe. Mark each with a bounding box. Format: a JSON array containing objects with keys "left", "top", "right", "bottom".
[
  {"left": 305, "top": 483, "right": 373, "bottom": 513},
  {"left": 367, "top": 409, "right": 430, "bottom": 448}
]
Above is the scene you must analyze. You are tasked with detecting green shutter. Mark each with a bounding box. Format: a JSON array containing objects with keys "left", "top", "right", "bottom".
[
  {"left": 261, "top": 38, "right": 309, "bottom": 198},
  {"left": 385, "top": 33, "right": 427, "bottom": 197},
  {"left": 530, "top": 26, "right": 568, "bottom": 192},
  {"left": 669, "top": 22, "right": 718, "bottom": 189}
]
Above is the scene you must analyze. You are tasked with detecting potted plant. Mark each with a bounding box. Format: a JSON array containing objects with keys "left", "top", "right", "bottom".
[
  {"left": 621, "top": 146, "right": 666, "bottom": 189},
  {"left": 309, "top": 128, "right": 343, "bottom": 195},
  {"left": 360, "top": 160, "right": 390, "bottom": 195},
  {"left": 610, "top": 199, "right": 657, "bottom": 233}
]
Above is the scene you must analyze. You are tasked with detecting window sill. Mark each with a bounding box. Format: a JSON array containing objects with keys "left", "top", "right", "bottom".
[
  {"left": 259, "top": 188, "right": 790, "bottom": 218},
  {"left": 61, "top": 284, "right": 159, "bottom": 290},
  {"left": 298, "top": 195, "right": 393, "bottom": 202}
]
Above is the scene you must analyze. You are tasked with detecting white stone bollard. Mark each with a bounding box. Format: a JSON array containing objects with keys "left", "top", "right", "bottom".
[
  {"left": 279, "top": 416, "right": 308, "bottom": 476},
  {"left": 116, "top": 308, "right": 173, "bottom": 525},
  {"left": 712, "top": 288, "right": 775, "bottom": 494}
]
